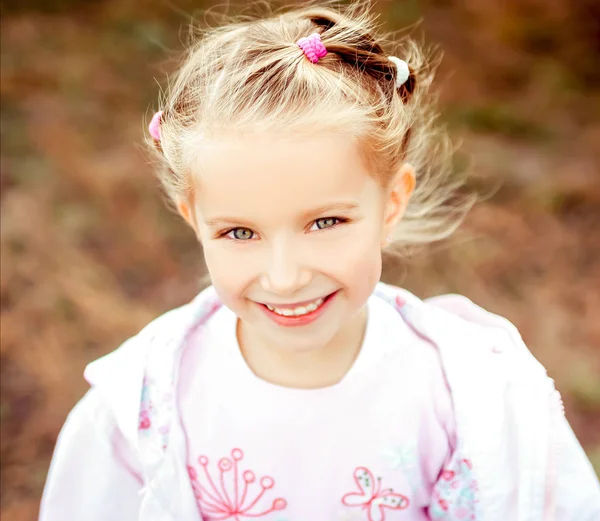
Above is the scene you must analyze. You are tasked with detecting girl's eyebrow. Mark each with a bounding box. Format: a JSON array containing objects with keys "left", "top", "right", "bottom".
[
  {"left": 204, "top": 216, "right": 255, "bottom": 227},
  {"left": 300, "top": 202, "right": 360, "bottom": 219},
  {"left": 204, "top": 202, "right": 360, "bottom": 227}
]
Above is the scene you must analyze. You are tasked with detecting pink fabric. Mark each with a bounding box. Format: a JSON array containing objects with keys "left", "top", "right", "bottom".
[
  {"left": 149, "top": 110, "right": 163, "bottom": 141},
  {"left": 178, "top": 294, "right": 466, "bottom": 520},
  {"left": 297, "top": 33, "right": 327, "bottom": 63}
]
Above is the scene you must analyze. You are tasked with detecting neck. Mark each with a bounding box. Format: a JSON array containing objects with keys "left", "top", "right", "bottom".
[{"left": 237, "top": 306, "right": 368, "bottom": 389}]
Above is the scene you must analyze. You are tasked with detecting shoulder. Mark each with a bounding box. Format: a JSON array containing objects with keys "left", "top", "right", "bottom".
[
  {"left": 375, "top": 283, "right": 547, "bottom": 378},
  {"left": 425, "top": 293, "right": 522, "bottom": 342},
  {"left": 425, "top": 293, "right": 547, "bottom": 373},
  {"left": 64, "top": 389, "right": 114, "bottom": 432}
]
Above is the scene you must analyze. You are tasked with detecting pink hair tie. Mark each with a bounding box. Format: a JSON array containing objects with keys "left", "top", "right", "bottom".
[
  {"left": 296, "top": 33, "right": 327, "bottom": 64},
  {"left": 149, "top": 110, "right": 163, "bottom": 141}
]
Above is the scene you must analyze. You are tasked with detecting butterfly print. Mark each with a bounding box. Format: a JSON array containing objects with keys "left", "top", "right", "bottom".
[{"left": 342, "top": 467, "right": 410, "bottom": 521}]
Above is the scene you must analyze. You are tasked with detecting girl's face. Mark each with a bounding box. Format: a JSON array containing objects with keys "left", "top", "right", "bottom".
[{"left": 182, "top": 131, "right": 413, "bottom": 353}]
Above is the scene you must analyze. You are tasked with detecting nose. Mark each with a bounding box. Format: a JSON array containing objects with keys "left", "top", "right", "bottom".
[{"left": 260, "top": 240, "right": 311, "bottom": 296}]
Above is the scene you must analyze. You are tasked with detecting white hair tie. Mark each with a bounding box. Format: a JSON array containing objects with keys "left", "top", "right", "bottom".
[{"left": 388, "top": 56, "right": 410, "bottom": 88}]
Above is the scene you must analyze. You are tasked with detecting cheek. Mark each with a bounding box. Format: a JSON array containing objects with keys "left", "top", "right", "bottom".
[
  {"left": 318, "top": 231, "right": 383, "bottom": 301},
  {"left": 344, "top": 242, "right": 383, "bottom": 297},
  {"left": 202, "top": 244, "right": 251, "bottom": 308}
]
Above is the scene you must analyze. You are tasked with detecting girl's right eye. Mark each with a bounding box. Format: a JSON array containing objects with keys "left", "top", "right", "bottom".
[{"left": 226, "top": 227, "right": 254, "bottom": 241}]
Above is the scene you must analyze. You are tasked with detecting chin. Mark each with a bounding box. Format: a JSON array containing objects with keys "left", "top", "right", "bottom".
[{"left": 261, "top": 325, "right": 341, "bottom": 353}]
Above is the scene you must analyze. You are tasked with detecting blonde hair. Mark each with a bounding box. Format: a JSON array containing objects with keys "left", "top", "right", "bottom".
[{"left": 148, "top": 0, "right": 475, "bottom": 249}]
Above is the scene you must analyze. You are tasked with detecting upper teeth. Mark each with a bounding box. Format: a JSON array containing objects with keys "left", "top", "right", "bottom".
[{"left": 266, "top": 297, "right": 324, "bottom": 317}]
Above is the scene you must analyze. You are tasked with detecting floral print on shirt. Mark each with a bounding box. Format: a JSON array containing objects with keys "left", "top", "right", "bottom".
[
  {"left": 429, "top": 457, "right": 479, "bottom": 520},
  {"left": 188, "top": 448, "right": 287, "bottom": 520}
]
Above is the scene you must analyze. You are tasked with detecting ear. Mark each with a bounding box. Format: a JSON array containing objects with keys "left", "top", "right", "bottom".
[
  {"left": 381, "top": 162, "right": 416, "bottom": 246},
  {"left": 177, "top": 200, "right": 198, "bottom": 233}
]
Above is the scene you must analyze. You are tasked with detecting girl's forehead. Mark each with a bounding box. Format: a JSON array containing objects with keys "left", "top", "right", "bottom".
[{"left": 192, "top": 132, "right": 378, "bottom": 212}]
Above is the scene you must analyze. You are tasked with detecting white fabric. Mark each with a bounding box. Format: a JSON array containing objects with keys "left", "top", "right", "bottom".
[
  {"left": 178, "top": 295, "right": 456, "bottom": 520},
  {"left": 389, "top": 56, "right": 410, "bottom": 87},
  {"left": 39, "top": 283, "right": 600, "bottom": 521}
]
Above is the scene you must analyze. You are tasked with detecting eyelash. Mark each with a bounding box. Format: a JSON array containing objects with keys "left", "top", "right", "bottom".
[{"left": 220, "top": 217, "right": 349, "bottom": 242}]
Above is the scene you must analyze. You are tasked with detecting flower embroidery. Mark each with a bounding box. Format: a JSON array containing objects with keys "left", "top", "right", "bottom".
[
  {"left": 342, "top": 467, "right": 409, "bottom": 521},
  {"left": 395, "top": 295, "right": 407, "bottom": 309},
  {"left": 188, "top": 448, "right": 287, "bottom": 520},
  {"left": 139, "top": 410, "right": 151, "bottom": 430},
  {"left": 429, "top": 458, "right": 480, "bottom": 520}
]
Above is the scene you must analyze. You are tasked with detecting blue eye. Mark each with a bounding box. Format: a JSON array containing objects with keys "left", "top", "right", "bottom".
[
  {"left": 316, "top": 217, "right": 337, "bottom": 229},
  {"left": 312, "top": 217, "right": 340, "bottom": 231},
  {"left": 228, "top": 228, "right": 254, "bottom": 240}
]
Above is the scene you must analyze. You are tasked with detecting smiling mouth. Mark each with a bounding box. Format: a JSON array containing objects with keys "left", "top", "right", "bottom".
[
  {"left": 259, "top": 290, "right": 340, "bottom": 317},
  {"left": 264, "top": 296, "right": 325, "bottom": 317}
]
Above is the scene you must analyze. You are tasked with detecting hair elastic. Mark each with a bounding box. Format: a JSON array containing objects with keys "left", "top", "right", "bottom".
[
  {"left": 388, "top": 56, "right": 410, "bottom": 88},
  {"left": 149, "top": 110, "right": 163, "bottom": 141},
  {"left": 297, "top": 33, "right": 328, "bottom": 63}
]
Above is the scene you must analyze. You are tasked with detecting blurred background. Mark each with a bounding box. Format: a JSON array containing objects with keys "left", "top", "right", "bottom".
[{"left": 1, "top": 0, "right": 599, "bottom": 518}]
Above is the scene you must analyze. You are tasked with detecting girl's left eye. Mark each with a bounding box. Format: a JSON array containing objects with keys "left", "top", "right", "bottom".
[
  {"left": 311, "top": 217, "right": 341, "bottom": 231},
  {"left": 226, "top": 228, "right": 254, "bottom": 240}
]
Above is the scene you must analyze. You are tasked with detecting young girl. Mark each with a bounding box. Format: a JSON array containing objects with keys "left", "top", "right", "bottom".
[{"left": 40, "top": 3, "right": 599, "bottom": 521}]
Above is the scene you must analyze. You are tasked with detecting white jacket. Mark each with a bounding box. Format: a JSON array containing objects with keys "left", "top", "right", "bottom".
[{"left": 40, "top": 283, "right": 600, "bottom": 520}]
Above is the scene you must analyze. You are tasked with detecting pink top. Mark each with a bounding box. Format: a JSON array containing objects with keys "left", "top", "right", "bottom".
[{"left": 178, "top": 293, "right": 459, "bottom": 521}]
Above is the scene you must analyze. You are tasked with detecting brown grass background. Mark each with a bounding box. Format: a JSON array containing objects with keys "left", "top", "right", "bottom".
[{"left": 1, "top": 0, "right": 599, "bottom": 518}]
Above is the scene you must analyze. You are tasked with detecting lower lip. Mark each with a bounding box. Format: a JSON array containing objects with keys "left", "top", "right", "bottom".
[{"left": 258, "top": 291, "right": 338, "bottom": 327}]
